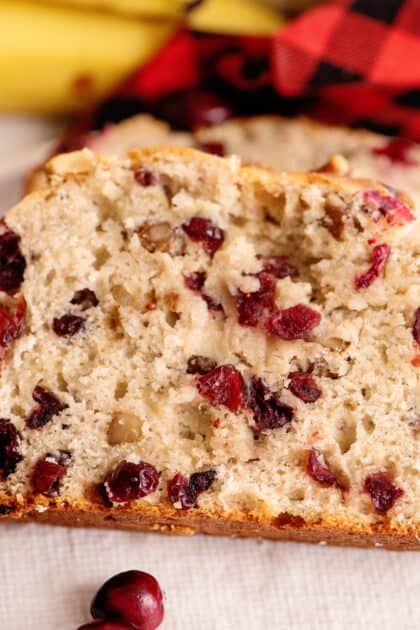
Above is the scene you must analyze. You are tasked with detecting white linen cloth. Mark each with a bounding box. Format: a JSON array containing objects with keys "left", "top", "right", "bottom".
[{"left": 0, "top": 117, "right": 418, "bottom": 630}]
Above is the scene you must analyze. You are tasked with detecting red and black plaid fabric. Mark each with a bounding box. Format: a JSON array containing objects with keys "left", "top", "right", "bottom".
[
  {"left": 82, "top": 0, "right": 420, "bottom": 141},
  {"left": 273, "top": 0, "right": 420, "bottom": 138}
]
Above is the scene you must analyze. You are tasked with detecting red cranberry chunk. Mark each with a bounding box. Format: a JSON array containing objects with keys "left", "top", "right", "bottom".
[
  {"left": 104, "top": 460, "right": 159, "bottom": 505},
  {"left": 134, "top": 168, "right": 157, "bottom": 186},
  {"left": 91, "top": 570, "right": 164, "bottom": 630},
  {"left": 247, "top": 376, "right": 294, "bottom": 433},
  {"left": 202, "top": 293, "right": 224, "bottom": 314},
  {"left": 196, "top": 364, "right": 245, "bottom": 412},
  {"left": 168, "top": 470, "right": 216, "bottom": 509},
  {"left": 26, "top": 386, "right": 66, "bottom": 429},
  {"left": 373, "top": 137, "right": 416, "bottom": 166},
  {"left": 32, "top": 451, "right": 71, "bottom": 497},
  {"left": 53, "top": 313, "right": 85, "bottom": 337},
  {"left": 364, "top": 472, "right": 404, "bottom": 513},
  {"left": 363, "top": 190, "right": 415, "bottom": 226},
  {"left": 0, "top": 505, "right": 13, "bottom": 516},
  {"left": 412, "top": 308, "right": 420, "bottom": 345},
  {"left": 182, "top": 217, "right": 225, "bottom": 256},
  {"left": 289, "top": 372, "right": 321, "bottom": 403},
  {"left": 0, "top": 221, "right": 26, "bottom": 293},
  {"left": 0, "top": 294, "right": 26, "bottom": 349},
  {"left": 355, "top": 243, "right": 391, "bottom": 290},
  {"left": 264, "top": 304, "right": 321, "bottom": 340},
  {"left": 78, "top": 622, "right": 135, "bottom": 630},
  {"left": 168, "top": 472, "right": 196, "bottom": 509},
  {"left": 187, "top": 355, "right": 217, "bottom": 375},
  {"left": 307, "top": 448, "right": 339, "bottom": 487},
  {"left": 184, "top": 271, "right": 206, "bottom": 292},
  {"left": 184, "top": 272, "right": 223, "bottom": 314},
  {"left": 260, "top": 256, "right": 295, "bottom": 279},
  {"left": 196, "top": 141, "right": 225, "bottom": 156},
  {"left": 71, "top": 288, "right": 99, "bottom": 311},
  {"left": 189, "top": 470, "right": 216, "bottom": 496},
  {"left": 236, "top": 272, "right": 275, "bottom": 327},
  {"left": 0, "top": 419, "right": 22, "bottom": 480}
]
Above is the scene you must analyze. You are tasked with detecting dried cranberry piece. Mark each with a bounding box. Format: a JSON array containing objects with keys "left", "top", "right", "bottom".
[
  {"left": 412, "top": 308, "right": 420, "bottom": 345},
  {"left": 0, "top": 419, "right": 22, "bottom": 480},
  {"left": 355, "top": 243, "right": 391, "bottom": 290},
  {"left": 167, "top": 472, "right": 196, "bottom": 509},
  {"left": 187, "top": 355, "right": 217, "bottom": 375},
  {"left": 32, "top": 451, "right": 71, "bottom": 497},
  {"left": 236, "top": 272, "right": 275, "bottom": 327},
  {"left": 364, "top": 472, "right": 404, "bottom": 513},
  {"left": 196, "top": 364, "right": 245, "bottom": 412},
  {"left": 0, "top": 505, "right": 12, "bottom": 516},
  {"left": 182, "top": 217, "right": 225, "bottom": 256},
  {"left": 0, "top": 294, "right": 26, "bottom": 349},
  {"left": 25, "top": 386, "right": 66, "bottom": 429},
  {"left": 70, "top": 288, "right": 99, "bottom": 311},
  {"left": 247, "top": 376, "right": 294, "bottom": 433},
  {"left": 189, "top": 470, "right": 216, "bottom": 495},
  {"left": 184, "top": 272, "right": 223, "bottom": 314},
  {"left": 104, "top": 460, "right": 159, "bottom": 505},
  {"left": 363, "top": 190, "right": 415, "bottom": 226},
  {"left": 78, "top": 621, "right": 135, "bottom": 630},
  {"left": 373, "top": 138, "right": 416, "bottom": 166},
  {"left": 264, "top": 304, "right": 321, "bottom": 340},
  {"left": 260, "top": 256, "right": 295, "bottom": 279},
  {"left": 289, "top": 372, "right": 321, "bottom": 403},
  {"left": 168, "top": 470, "right": 216, "bottom": 509},
  {"left": 53, "top": 313, "right": 85, "bottom": 337},
  {"left": 91, "top": 570, "right": 164, "bottom": 630},
  {"left": 184, "top": 271, "right": 206, "bottom": 292},
  {"left": 196, "top": 141, "right": 225, "bottom": 156},
  {"left": 307, "top": 449, "right": 339, "bottom": 487},
  {"left": 0, "top": 221, "right": 26, "bottom": 293},
  {"left": 134, "top": 168, "right": 157, "bottom": 186}
]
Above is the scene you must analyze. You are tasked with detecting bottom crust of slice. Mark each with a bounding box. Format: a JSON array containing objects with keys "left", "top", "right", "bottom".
[{"left": 6, "top": 503, "right": 420, "bottom": 551}]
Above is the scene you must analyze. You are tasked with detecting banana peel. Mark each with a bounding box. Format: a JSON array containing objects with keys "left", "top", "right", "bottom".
[
  {"left": 40, "top": 0, "right": 189, "bottom": 19},
  {"left": 189, "top": 0, "right": 283, "bottom": 35},
  {"left": 0, "top": 1, "right": 173, "bottom": 113},
  {"left": 37, "top": 0, "right": 284, "bottom": 30}
]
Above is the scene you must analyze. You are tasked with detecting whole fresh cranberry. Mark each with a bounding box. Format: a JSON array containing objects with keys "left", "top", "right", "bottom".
[
  {"left": 78, "top": 621, "right": 135, "bottom": 629},
  {"left": 91, "top": 570, "right": 164, "bottom": 630}
]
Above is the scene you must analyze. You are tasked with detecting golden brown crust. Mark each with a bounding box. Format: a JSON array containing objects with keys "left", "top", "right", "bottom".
[{"left": 2, "top": 497, "right": 419, "bottom": 550}]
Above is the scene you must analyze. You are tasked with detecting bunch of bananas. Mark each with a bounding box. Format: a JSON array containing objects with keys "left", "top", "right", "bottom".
[{"left": 0, "top": 0, "right": 285, "bottom": 114}]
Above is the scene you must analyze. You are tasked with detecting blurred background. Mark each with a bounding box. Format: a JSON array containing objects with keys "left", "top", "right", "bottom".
[{"left": 1, "top": 0, "right": 419, "bottom": 201}]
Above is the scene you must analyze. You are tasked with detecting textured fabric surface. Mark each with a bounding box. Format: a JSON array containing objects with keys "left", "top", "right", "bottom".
[
  {"left": 0, "top": 117, "right": 419, "bottom": 630},
  {"left": 72, "top": 0, "right": 420, "bottom": 143}
]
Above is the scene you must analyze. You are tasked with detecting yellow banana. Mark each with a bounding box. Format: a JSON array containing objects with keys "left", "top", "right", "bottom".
[
  {"left": 35, "top": 0, "right": 284, "bottom": 33},
  {"left": 40, "top": 0, "right": 189, "bottom": 18},
  {"left": 0, "top": 1, "right": 173, "bottom": 114},
  {"left": 188, "top": 0, "right": 284, "bottom": 35}
]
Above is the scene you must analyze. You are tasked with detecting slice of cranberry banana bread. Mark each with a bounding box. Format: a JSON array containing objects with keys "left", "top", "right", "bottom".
[{"left": 3, "top": 148, "right": 420, "bottom": 548}]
